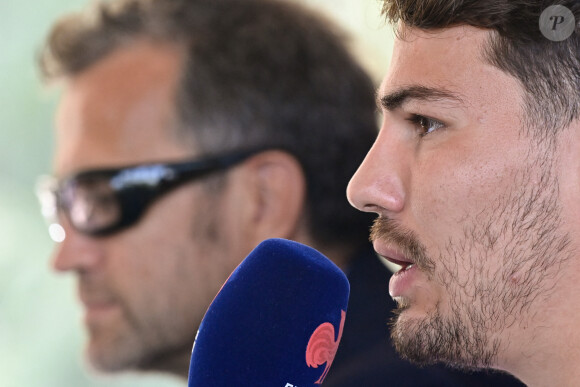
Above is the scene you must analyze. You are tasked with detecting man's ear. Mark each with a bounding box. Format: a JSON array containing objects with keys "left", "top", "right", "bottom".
[{"left": 235, "top": 150, "right": 307, "bottom": 245}]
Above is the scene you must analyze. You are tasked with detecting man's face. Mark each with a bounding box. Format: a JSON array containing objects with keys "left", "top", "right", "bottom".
[
  {"left": 347, "top": 26, "right": 577, "bottom": 370},
  {"left": 51, "top": 42, "right": 249, "bottom": 373}
]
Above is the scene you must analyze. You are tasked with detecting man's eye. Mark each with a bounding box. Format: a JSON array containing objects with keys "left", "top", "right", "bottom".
[{"left": 408, "top": 114, "right": 444, "bottom": 137}]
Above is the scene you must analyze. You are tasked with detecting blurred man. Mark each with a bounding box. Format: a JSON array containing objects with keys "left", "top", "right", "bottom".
[
  {"left": 348, "top": 0, "right": 580, "bottom": 386},
  {"left": 38, "top": 0, "right": 521, "bottom": 385}
]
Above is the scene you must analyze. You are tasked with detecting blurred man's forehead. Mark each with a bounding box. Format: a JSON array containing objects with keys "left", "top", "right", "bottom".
[{"left": 54, "top": 41, "right": 191, "bottom": 177}]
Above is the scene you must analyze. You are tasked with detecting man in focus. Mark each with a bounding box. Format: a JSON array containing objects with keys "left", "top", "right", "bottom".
[{"left": 348, "top": 1, "right": 580, "bottom": 385}]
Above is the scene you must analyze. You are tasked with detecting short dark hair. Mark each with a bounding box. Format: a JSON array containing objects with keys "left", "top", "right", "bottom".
[
  {"left": 381, "top": 0, "right": 580, "bottom": 144},
  {"left": 39, "top": 0, "right": 377, "bottom": 249}
]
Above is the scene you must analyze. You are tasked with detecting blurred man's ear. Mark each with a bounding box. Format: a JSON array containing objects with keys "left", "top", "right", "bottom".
[{"left": 237, "top": 150, "right": 307, "bottom": 245}]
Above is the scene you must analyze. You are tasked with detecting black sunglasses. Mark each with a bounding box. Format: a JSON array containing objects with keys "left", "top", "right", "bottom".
[{"left": 36, "top": 147, "right": 270, "bottom": 239}]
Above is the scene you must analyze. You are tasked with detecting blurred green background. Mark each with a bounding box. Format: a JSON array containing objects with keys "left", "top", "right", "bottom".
[{"left": 0, "top": 0, "right": 392, "bottom": 385}]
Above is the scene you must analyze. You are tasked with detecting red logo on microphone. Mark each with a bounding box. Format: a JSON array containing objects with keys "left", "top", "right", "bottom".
[{"left": 305, "top": 310, "right": 346, "bottom": 384}]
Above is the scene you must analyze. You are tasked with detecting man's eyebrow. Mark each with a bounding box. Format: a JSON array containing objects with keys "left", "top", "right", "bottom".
[{"left": 377, "top": 85, "right": 464, "bottom": 111}]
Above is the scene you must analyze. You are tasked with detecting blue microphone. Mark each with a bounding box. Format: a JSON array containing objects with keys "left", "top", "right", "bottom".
[{"left": 188, "top": 238, "right": 350, "bottom": 387}]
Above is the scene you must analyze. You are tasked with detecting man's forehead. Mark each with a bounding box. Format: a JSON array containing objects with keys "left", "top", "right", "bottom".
[
  {"left": 379, "top": 25, "right": 494, "bottom": 102},
  {"left": 53, "top": 42, "right": 192, "bottom": 177}
]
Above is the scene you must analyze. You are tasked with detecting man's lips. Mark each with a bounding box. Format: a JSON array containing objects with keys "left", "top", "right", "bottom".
[
  {"left": 373, "top": 242, "right": 419, "bottom": 298},
  {"left": 373, "top": 242, "right": 415, "bottom": 270},
  {"left": 79, "top": 287, "right": 116, "bottom": 306},
  {"left": 79, "top": 292, "right": 119, "bottom": 322}
]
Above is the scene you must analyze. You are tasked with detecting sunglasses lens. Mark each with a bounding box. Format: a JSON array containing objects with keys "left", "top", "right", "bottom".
[
  {"left": 62, "top": 176, "right": 121, "bottom": 234},
  {"left": 36, "top": 176, "right": 66, "bottom": 242},
  {"left": 36, "top": 175, "right": 58, "bottom": 220}
]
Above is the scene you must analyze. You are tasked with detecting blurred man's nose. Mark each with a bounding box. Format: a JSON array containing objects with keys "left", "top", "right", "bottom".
[{"left": 51, "top": 219, "right": 103, "bottom": 273}]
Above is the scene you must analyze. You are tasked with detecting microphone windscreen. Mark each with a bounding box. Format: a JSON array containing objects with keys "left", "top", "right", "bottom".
[{"left": 188, "top": 238, "right": 350, "bottom": 387}]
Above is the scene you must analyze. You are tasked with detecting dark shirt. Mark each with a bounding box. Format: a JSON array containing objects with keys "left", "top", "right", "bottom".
[{"left": 323, "top": 246, "right": 525, "bottom": 386}]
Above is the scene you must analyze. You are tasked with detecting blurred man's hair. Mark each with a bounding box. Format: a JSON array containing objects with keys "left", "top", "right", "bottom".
[{"left": 39, "top": 0, "right": 377, "bottom": 250}]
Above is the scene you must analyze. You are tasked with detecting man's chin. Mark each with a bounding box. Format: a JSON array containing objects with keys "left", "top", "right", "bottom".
[
  {"left": 84, "top": 337, "right": 143, "bottom": 374},
  {"left": 389, "top": 311, "right": 438, "bottom": 365},
  {"left": 86, "top": 353, "right": 134, "bottom": 374},
  {"left": 86, "top": 341, "right": 192, "bottom": 378},
  {"left": 390, "top": 305, "right": 498, "bottom": 371}
]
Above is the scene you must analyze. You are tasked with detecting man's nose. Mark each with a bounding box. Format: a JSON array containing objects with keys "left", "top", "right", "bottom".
[
  {"left": 347, "top": 125, "right": 408, "bottom": 217},
  {"left": 51, "top": 220, "right": 103, "bottom": 273}
]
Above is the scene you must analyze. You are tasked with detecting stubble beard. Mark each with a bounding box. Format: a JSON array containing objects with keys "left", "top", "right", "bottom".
[{"left": 374, "top": 149, "right": 572, "bottom": 370}]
